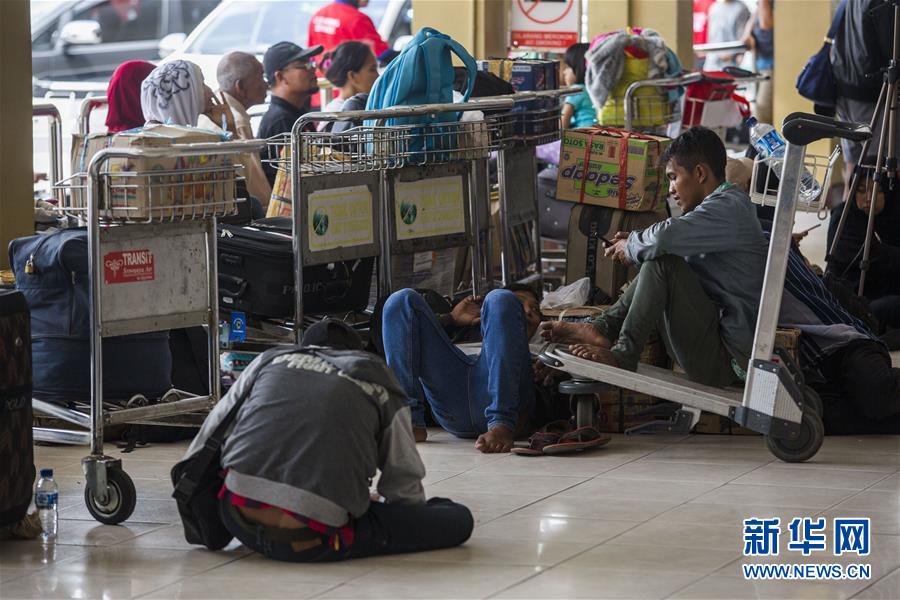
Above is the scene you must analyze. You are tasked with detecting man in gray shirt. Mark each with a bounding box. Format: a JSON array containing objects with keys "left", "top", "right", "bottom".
[{"left": 541, "top": 127, "right": 768, "bottom": 387}]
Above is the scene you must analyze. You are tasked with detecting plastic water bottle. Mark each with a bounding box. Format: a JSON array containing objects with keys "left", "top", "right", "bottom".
[
  {"left": 746, "top": 116, "right": 821, "bottom": 204},
  {"left": 35, "top": 468, "right": 58, "bottom": 545}
]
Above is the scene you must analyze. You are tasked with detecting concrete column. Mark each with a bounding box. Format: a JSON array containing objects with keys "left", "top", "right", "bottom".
[
  {"left": 0, "top": 0, "right": 33, "bottom": 270},
  {"left": 584, "top": 0, "right": 692, "bottom": 68},
  {"left": 585, "top": 0, "right": 629, "bottom": 41},
  {"left": 412, "top": 0, "right": 478, "bottom": 54}
]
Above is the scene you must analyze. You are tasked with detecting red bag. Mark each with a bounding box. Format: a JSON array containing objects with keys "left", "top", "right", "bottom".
[{"left": 682, "top": 71, "right": 750, "bottom": 128}]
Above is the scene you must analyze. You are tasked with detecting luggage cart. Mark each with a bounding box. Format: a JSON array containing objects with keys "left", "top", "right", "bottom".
[
  {"left": 35, "top": 139, "right": 264, "bottom": 523},
  {"left": 593, "top": 72, "right": 702, "bottom": 135},
  {"left": 537, "top": 114, "right": 870, "bottom": 462},
  {"left": 267, "top": 97, "right": 513, "bottom": 342},
  {"left": 78, "top": 95, "right": 108, "bottom": 135},
  {"left": 494, "top": 88, "right": 578, "bottom": 287},
  {"left": 32, "top": 103, "right": 64, "bottom": 188},
  {"left": 682, "top": 70, "right": 770, "bottom": 135}
]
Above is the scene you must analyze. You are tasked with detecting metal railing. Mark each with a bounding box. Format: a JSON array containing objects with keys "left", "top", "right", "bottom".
[{"left": 32, "top": 102, "right": 64, "bottom": 187}]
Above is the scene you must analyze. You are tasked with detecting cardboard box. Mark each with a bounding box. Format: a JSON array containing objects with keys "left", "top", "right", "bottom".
[
  {"left": 477, "top": 59, "right": 559, "bottom": 93},
  {"left": 556, "top": 128, "right": 670, "bottom": 211},
  {"left": 564, "top": 205, "right": 668, "bottom": 303},
  {"left": 71, "top": 125, "right": 233, "bottom": 220}
]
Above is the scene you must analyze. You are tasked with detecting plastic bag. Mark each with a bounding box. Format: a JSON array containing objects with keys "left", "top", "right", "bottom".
[{"left": 541, "top": 277, "right": 591, "bottom": 310}]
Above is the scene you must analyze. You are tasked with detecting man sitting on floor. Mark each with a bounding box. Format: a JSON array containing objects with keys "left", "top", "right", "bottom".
[
  {"left": 382, "top": 285, "right": 543, "bottom": 454},
  {"left": 541, "top": 126, "right": 768, "bottom": 387}
]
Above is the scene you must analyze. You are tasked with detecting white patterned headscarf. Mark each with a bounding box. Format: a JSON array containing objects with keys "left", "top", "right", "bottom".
[{"left": 141, "top": 60, "right": 205, "bottom": 127}]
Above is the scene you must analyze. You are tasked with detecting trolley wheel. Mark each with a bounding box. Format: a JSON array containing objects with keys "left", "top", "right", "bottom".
[
  {"left": 84, "top": 467, "right": 136, "bottom": 525},
  {"left": 802, "top": 386, "right": 823, "bottom": 417},
  {"left": 575, "top": 396, "right": 597, "bottom": 429},
  {"left": 765, "top": 410, "right": 824, "bottom": 463}
]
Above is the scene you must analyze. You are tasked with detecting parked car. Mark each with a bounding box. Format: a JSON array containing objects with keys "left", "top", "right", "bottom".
[
  {"left": 165, "top": 0, "right": 412, "bottom": 90},
  {"left": 32, "top": 0, "right": 220, "bottom": 95}
]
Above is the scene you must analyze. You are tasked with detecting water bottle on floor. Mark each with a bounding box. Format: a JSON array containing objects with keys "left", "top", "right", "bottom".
[
  {"left": 35, "top": 468, "right": 59, "bottom": 545},
  {"left": 746, "top": 116, "right": 822, "bottom": 204}
]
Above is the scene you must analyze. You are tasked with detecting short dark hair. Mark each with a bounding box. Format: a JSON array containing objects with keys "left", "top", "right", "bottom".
[
  {"left": 564, "top": 43, "right": 590, "bottom": 85},
  {"left": 504, "top": 283, "right": 541, "bottom": 304},
  {"left": 324, "top": 41, "right": 373, "bottom": 87},
  {"left": 659, "top": 126, "right": 727, "bottom": 180}
]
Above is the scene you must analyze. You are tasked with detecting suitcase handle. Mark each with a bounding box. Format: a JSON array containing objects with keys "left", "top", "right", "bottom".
[{"left": 219, "top": 274, "right": 248, "bottom": 299}]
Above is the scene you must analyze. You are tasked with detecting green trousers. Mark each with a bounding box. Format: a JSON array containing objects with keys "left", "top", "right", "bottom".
[{"left": 591, "top": 255, "right": 740, "bottom": 388}]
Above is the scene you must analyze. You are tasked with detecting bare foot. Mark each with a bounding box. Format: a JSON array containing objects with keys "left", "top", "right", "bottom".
[
  {"left": 540, "top": 321, "right": 611, "bottom": 347},
  {"left": 413, "top": 426, "right": 428, "bottom": 443},
  {"left": 568, "top": 344, "right": 619, "bottom": 366},
  {"left": 474, "top": 425, "right": 514, "bottom": 453}
]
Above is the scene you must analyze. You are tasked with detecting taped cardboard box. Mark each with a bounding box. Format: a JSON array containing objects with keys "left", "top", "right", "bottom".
[
  {"left": 557, "top": 128, "right": 670, "bottom": 211},
  {"left": 564, "top": 204, "right": 668, "bottom": 303},
  {"left": 71, "top": 125, "right": 233, "bottom": 220}
]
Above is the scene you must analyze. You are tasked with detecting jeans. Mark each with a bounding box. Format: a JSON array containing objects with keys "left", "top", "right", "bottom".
[
  {"left": 591, "top": 255, "right": 740, "bottom": 388},
  {"left": 382, "top": 288, "right": 534, "bottom": 435},
  {"left": 220, "top": 497, "right": 473, "bottom": 563}
]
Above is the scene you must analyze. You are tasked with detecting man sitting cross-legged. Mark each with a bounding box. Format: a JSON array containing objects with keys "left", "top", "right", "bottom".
[{"left": 541, "top": 126, "right": 768, "bottom": 387}]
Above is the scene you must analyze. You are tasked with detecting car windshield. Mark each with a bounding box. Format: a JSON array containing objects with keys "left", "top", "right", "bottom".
[{"left": 186, "top": 0, "right": 390, "bottom": 55}]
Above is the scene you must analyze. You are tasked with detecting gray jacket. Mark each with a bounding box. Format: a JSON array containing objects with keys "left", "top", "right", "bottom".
[
  {"left": 183, "top": 346, "right": 426, "bottom": 528},
  {"left": 625, "top": 185, "right": 768, "bottom": 367}
]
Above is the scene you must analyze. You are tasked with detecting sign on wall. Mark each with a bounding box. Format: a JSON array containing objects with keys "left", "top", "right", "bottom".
[{"left": 510, "top": 0, "right": 580, "bottom": 51}]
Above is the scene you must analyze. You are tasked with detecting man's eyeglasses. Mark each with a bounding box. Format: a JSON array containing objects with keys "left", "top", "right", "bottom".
[{"left": 282, "top": 61, "right": 316, "bottom": 73}]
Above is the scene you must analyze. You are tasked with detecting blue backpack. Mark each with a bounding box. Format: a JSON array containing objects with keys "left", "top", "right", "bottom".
[{"left": 365, "top": 27, "right": 477, "bottom": 158}]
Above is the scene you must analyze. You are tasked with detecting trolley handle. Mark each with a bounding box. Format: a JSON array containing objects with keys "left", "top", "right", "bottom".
[
  {"left": 782, "top": 112, "right": 872, "bottom": 146},
  {"left": 33, "top": 102, "right": 64, "bottom": 189},
  {"left": 79, "top": 95, "right": 108, "bottom": 135}
]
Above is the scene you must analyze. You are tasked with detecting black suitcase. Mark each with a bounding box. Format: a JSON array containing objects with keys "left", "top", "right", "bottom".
[
  {"left": 0, "top": 290, "right": 35, "bottom": 527},
  {"left": 217, "top": 218, "right": 375, "bottom": 319},
  {"left": 9, "top": 229, "right": 172, "bottom": 402},
  {"left": 537, "top": 165, "right": 573, "bottom": 241}
]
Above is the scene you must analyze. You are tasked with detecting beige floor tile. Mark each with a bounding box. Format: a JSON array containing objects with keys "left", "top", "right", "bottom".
[
  {"left": 417, "top": 452, "right": 504, "bottom": 473},
  {"left": 116, "top": 524, "right": 201, "bottom": 550},
  {"left": 141, "top": 577, "right": 337, "bottom": 599},
  {"left": 683, "top": 435, "right": 768, "bottom": 449},
  {"left": 599, "top": 459, "right": 756, "bottom": 485},
  {"left": 656, "top": 502, "right": 799, "bottom": 528},
  {"left": 316, "top": 561, "right": 541, "bottom": 599},
  {"left": 0, "top": 571, "right": 180, "bottom": 599},
  {"left": 819, "top": 437, "right": 900, "bottom": 456},
  {"left": 425, "top": 472, "right": 587, "bottom": 497},
  {"left": 691, "top": 482, "right": 856, "bottom": 510},
  {"left": 59, "top": 497, "right": 181, "bottom": 525},
  {"left": 558, "top": 475, "right": 720, "bottom": 503},
  {"left": 200, "top": 552, "right": 383, "bottom": 585},
  {"left": 466, "top": 454, "right": 639, "bottom": 478},
  {"left": 22, "top": 520, "right": 163, "bottom": 548},
  {"left": 873, "top": 473, "right": 900, "bottom": 492},
  {"left": 671, "top": 574, "right": 866, "bottom": 600},
  {"left": 474, "top": 514, "right": 637, "bottom": 544},
  {"left": 819, "top": 508, "right": 900, "bottom": 536},
  {"left": 51, "top": 546, "right": 247, "bottom": 577},
  {"left": 638, "top": 443, "right": 775, "bottom": 467},
  {"left": 799, "top": 451, "right": 900, "bottom": 474},
  {"left": 834, "top": 490, "right": 900, "bottom": 513},
  {"left": 432, "top": 491, "right": 547, "bottom": 517},
  {"left": 494, "top": 565, "right": 700, "bottom": 599},
  {"left": 732, "top": 465, "right": 890, "bottom": 490},
  {"left": 853, "top": 568, "right": 900, "bottom": 599},
  {"left": 610, "top": 519, "right": 743, "bottom": 551},
  {"left": 394, "top": 536, "right": 592, "bottom": 567},
  {"left": 0, "top": 541, "right": 88, "bottom": 570},
  {"left": 515, "top": 496, "right": 678, "bottom": 522},
  {"left": 420, "top": 470, "right": 460, "bottom": 486},
  {"left": 563, "top": 542, "right": 738, "bottom": 574}
]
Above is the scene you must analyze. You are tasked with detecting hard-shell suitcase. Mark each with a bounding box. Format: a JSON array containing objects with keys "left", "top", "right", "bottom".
[
  {"left": 0, "top": 290, "right": 35, "bottom": 527},
  {"left": 9, "top": 229, "right": 172, "bottom": 402},
  {"left": 217, "top": 218, "right": 375, "bottom": 319}
]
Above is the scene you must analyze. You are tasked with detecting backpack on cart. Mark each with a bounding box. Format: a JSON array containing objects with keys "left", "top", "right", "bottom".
[
  {"left": 9, "top": 229, "right": 172, "bottom": 403},
  {"left": 0, "top": 290, "right": 35, "bottom": 528}
]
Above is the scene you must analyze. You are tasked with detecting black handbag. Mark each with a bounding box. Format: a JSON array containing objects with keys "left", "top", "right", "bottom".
[{"left": 795, "top": 0, "right": 847, "bottom": 108}]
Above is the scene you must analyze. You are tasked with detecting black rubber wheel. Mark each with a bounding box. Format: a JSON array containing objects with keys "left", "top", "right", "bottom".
[
  {"left": 84, "top": 467, "right": 137, "bottom": 525},
  {"left": 766, "top": 410, "right": 825, "bottom": 463},
  {"left": 576, "top": 396, "right": 596, "bottom": 429},
  {"left": 802, "top": 386, "right": 824, "bottom": 418}
]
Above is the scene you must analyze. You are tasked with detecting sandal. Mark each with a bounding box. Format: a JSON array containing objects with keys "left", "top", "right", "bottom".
[
  {"left": 511, "top": 420, "right": 572, "bottom": 456},
  {"left": 542, "top": 426, "right": 611, "bottom": 455}
]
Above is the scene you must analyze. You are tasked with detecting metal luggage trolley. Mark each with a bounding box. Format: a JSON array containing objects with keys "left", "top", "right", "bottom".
[
  {"left": 32, "top": 102, "right": 64, "bottom": 188},
  {"left": 36, "top": 139, "right": 264, "bottom": 523},
  {"left": 597, "top": 72, "right": 703, "bottom": 135},
  {"left": 268, "top": 97, "right": 514, "bottom": 341},
  {"left": 78, "top": 95, "right": 109, "bottom": 134},
  {"left": 538, "top": 114, "right": 870, "bottom": 462},
  {"left": 493, "top": 88, "right": 578, "bottom": 287}
]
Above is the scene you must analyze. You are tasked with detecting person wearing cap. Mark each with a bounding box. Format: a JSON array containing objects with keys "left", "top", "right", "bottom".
[
  {"left": 308, "top": 0, "right": 389, "bottom": 61},
  {"left": 258, "top": 41, "right": 324, "bottom": 184}
]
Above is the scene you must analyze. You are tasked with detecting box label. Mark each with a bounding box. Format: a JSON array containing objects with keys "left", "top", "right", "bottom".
[
  {"left": 395, "top": 176, "right": 466, "bottom": 241},
  {"left": 307, "top": 185, "right": 375, "bottom": 252},
  {"left": 104, "top": 249, "right": 155, "bottom": 284}
]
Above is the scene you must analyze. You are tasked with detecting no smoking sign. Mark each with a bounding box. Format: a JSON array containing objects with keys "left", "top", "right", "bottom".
[{"left": 511, "top": 0, "right": 579, "bottom": 50}]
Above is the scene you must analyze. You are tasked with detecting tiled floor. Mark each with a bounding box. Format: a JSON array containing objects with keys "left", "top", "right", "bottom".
[{"left": 1, "top": 431, "right": 898, "bottom": 599}]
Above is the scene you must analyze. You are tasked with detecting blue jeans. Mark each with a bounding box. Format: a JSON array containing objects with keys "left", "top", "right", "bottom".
[{"left": 382, "top": 289, "right": 534, "bottom": 436}]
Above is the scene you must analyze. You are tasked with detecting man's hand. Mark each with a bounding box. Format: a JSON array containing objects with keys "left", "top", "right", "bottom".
[
  {"left": 475, "top": 424, "right": 514, "bottom": 453},
  {"left": 539, "top": 321, "right": 611, "bottom": 347},
  {"left": 604, "top": 238, "right": 631, "bottom": 265},
  {"left": 450, "top": 295, "right": 483, "bottom": 327}
]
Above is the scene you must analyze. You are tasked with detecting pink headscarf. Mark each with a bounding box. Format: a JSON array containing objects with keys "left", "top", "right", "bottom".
[{"left": 106, "top": 61, "right": 156, "bottom": 133}]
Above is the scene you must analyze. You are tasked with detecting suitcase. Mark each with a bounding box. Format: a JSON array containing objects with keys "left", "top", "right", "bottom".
[
  {"left": 537, "top": 165, "right": 573, "bottom": 241},
  {"left": 565, "top": 205, "right": 667, "bottom": 303},
  {"left": 9, "top": 230, "right": 172, "bottom": 402},
  {"left": 217, "top": 218, "right": 375, "bottom": 319},
  {"left": 0, "top": 290, "right": 35, "bottom": 527}
]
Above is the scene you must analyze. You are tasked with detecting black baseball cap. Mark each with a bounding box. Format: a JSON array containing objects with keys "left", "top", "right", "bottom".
[{"left": 263, "top": 41, "right": 324, "bottom": 84}]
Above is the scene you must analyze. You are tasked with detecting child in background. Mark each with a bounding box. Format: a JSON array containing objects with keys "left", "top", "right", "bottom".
[{"left": 561, "top": 43, "right": 597, "bottom": 129}]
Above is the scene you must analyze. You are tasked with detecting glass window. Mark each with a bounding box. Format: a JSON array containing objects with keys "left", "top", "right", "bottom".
[
  {"left": 179, "top": 0, "right": 220, "bottom": 32},
  {"left": 190, "top": 1, "right": 261, "bottom": 55},
  {"left": 255, "top": 1, "right": 321, "bottom": 51},
  {"left": 75, "top": 0, "right": 162, "bottom": 43},
  {"left": 32, "top": 16, "right": 60, "bottom": 51}
]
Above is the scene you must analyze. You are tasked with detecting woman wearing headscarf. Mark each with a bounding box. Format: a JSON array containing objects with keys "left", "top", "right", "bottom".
[
  {"left": 106, "top": 60, "right": 156, "bottom": 133},
  {"left": 141, "top": 60, "right": 214, "bottom": 127}
]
